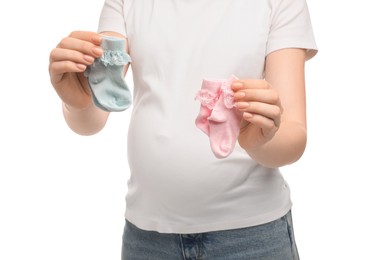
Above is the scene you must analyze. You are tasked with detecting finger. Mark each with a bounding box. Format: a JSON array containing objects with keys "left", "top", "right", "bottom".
[
  {"left": 242, "top": 112, "right": 278, "bottom": 138},
  {"left": 49, "top": 60, "right": 86, "bottom": 84},
  {"left": 69, "top": 30, "right": 102, "bottom": 45},
  {"left": 50, "top": 47, "right": 95, "bottom": 65},
  {"left": 232, "top": 79, "right": 270, "bottom": 91},
  {"left": 49, "top": 48, "right": 93, "bottom": 79},
  {"left": 236, "top": 102, "right": 282, "bottom": 127},
  {"left": 57, "top": 35, "right": 103, "bottom": 58},
  {"left": 49, "top": 60, "right": 87, "bottom": 75},
  {"left": 234, "top": 88, "right": 280, "bottom": 105}
]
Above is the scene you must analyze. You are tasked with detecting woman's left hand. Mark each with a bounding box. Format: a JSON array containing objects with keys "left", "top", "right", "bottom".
[{"left": 232, "top": 79, "right": 283, "bottom": 150}]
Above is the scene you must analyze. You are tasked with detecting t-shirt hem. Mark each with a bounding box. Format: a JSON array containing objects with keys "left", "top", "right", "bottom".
[
  {"left": 98, "top": 25, "right": 127, "bottom": 37},
  {"left": 124, "top": 203, "right": 292, "bottom": 234},
  {"left": 266, "top": 41, "right": 318, "bottom": 61}
]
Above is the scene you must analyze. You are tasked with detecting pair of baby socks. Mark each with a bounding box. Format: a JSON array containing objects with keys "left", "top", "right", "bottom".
[
  {"left": 84, "top": 35, "right": 132, "bottom": 112},
  {"left": 195, "top": 75, "right": 243, "bottom": 159}
]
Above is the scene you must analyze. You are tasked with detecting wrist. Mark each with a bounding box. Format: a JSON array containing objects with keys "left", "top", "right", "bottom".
[
  {"left": 241, "top": 122, "right": 307, "bottom": 168},
  {"left": 62, "top": 101, "right": 109, "bottom": 136}
]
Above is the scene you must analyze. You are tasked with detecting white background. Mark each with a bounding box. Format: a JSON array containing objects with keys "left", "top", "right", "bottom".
[{"left": 0, "top": 0, "right": 389, "bottom": 259}]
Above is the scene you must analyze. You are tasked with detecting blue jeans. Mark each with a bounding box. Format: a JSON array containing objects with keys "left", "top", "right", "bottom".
[{"left": 121, "top": 211, "right": 299, "bottom": 260}]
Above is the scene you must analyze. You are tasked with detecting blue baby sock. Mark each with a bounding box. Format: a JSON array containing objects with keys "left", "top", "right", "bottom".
[{"left": 85, "top": 35, "right": 132, "bottom": 112}]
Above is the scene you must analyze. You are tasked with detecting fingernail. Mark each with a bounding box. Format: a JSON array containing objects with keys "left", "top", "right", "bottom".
[
  {"left": 234, "top": 91, "right": 245, "bottom": 99},
  {"left": 243, "top": 112, "right": 253, "bottom": 119},
  {"left": 91, "top": 35, "right": 102, "bottom": 43},
  {"left": 76, "top": 64, "right": 87, "bottom": 70},
  {"left": 231, "top": 82, "right": 244, "bottom": 89},
  {"left": 92, "top": 47, "right": 103, "bottom": 56},
  {"left": 235, "top": 102, "right": 250, "bottom": 109},
  {"left": 84, "top": 55, "right": 95, "bottom": 63}
]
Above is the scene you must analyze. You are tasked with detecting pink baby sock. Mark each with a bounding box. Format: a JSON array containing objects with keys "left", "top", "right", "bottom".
[
  {"left": 207, "top": 75, "right": 242, "bottom": 158},
  {"left": 195, "top": 75, "right": 243, "bottom": 159},
  {"left": 195, "top": 79, "right": 223, "bottom": 135}
]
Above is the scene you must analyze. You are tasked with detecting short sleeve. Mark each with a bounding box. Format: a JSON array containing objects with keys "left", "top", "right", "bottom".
[
  {"left": 266, "top": 0, "right": 318, "bottom": 60},
  {"left": 97, "top": 0, "right": 127, "bottom": 36}
]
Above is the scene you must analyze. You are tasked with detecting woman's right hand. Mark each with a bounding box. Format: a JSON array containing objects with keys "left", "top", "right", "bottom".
[{"left": 49, "top": 31, "right": 103, "bottom": 110}]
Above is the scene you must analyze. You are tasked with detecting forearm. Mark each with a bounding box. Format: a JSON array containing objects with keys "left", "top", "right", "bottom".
[
  {"left": 245, "top": 121, "right": 307, "bottom": 168},
  {"left": 62, "top": 102, "right": 109, "bottom": 136}
]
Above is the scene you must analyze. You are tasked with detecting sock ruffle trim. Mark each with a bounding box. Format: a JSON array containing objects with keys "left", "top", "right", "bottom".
[
  {"left": 195, "top": 89, "right": 219, "bottom": 109},
  {"left": 194, "top": 80, "right": 236, "bottom": 110},
  {"left": 99, "top": 50, "right": 131, "bottom": 66},
  {"left": 220, "top": 81, "right": 235, "bottom": 109}
]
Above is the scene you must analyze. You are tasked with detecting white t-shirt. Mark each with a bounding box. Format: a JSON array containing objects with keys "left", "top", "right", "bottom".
[{"left": 98, "top": 0, "right": 317, "bottom": 234}]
